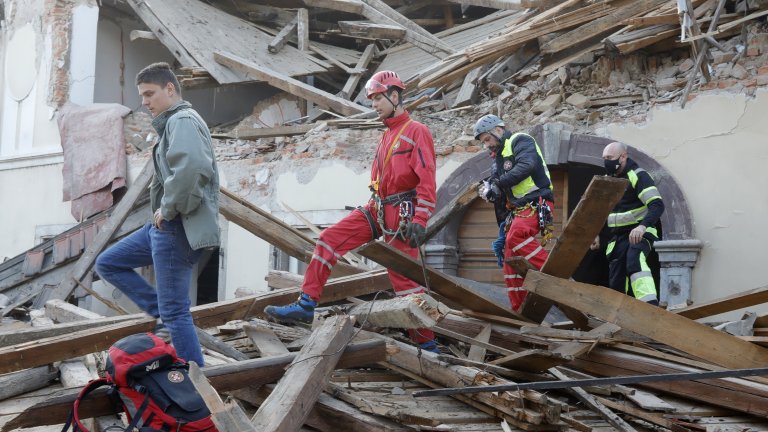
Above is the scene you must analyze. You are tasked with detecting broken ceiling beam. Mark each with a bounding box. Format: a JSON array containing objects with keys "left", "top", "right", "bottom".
[
  {"left": 251, "top": 315, "right": 355, "bottom": 431},
  {"left": 347, "top": 293, "right": 448, "bottom": 329},
  {"left": 268, "top": 16, "right": 299, "bottom": 54},
  {"left": 218, "top": 186, "right": 362, "bottom": 277},
  {"left": 0, "top": 314, "right": 137, "bottom": 348},
  {"left": 519, "top": 175, "right": 627, "bottom": 327},
  {"left": 339, "top": 21, "right": 407, "bottom": 40},
  {"left": 125, "top": 0, "right": 198, "bottom": 66},
  {"left": 1, "top": 339, "right": 385, "bottom": 431},
  {"left": 215, "top": 51, "right": 371, "bottom": 117},
  {"left": 197, "top": 326, "right": 250, "bottom": 361},
  {"left": 303, "top": 0, "right": 365, "bottom": 14},
  {"left": 675, "top": 284, "right": 768, "bottom": 320},
  {"left": 445, "top": 0, "right": 532, "bottom": 10},
  {"left": 340, "top": 43, "right": 376, "bottom": 99},
  {"left": 356, "top": 240, "right": 517, "bottom": 318},
  {"left": 358, "top": 0, "right": 454, "bottom": 57},
  {"left": 522, "top": 271, "right": 768, "bottom": 369},
  {"left": 38, "top": 159, "right": 154, "bottom": 307}
]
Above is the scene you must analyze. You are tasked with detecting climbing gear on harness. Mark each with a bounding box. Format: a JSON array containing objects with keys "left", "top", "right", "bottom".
[
  {"left": 537, "top": 197, "right": 554, "bottom": 246},
  {"left": 372, "top": 189, "right": 416, "bottom": 242}
]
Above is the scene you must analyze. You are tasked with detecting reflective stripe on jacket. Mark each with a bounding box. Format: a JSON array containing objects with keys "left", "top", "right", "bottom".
[{"left": 607, "top": 160, "right": 664, "bottom": 233}]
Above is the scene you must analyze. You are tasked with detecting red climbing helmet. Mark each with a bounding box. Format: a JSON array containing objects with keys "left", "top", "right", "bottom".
[{"left": 365, "top": 70, "right": 406, "bottom": 99}]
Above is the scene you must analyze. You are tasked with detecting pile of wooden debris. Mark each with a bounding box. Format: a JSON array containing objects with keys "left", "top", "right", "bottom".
[{"left": 3, "top": 174, "right": 768, "bottom": 431}]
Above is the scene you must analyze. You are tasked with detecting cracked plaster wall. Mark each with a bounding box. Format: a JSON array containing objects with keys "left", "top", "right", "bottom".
[{"left": 602, "top": 89, "right": 768, "bottom": 320}]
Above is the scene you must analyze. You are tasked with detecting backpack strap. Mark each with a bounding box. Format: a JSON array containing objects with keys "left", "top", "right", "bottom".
[{"left": 62, "top": 378, "right": 113, "bottom": 432}]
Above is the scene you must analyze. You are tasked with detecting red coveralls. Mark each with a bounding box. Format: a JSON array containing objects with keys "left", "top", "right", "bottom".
[
  {"left": 503, "top": 205, "right": 551, "bottom": 310},
  {"left": 301, "top": 111, "right": 437, "bottom": 344}
]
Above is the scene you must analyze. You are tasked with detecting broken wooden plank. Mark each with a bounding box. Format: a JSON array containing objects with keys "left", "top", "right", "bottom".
[
  {"left": 265, "top": 269, "right": 306, "bottom": 290},
  {"left": 129, "top": 29, "right": 159, "bottom": 42},
  {"left": 675, "top": 284, "right": 768, "bottom": 320},
  {"left": 541, "top": 0, "right": 669, "bottom": 54},
  {"left": 520, "top": 175, "right": 628, "bottom": 326},
  {"left": 375, "top": 332, "right": 565, "bottom": 428},
  {"left": 339, "top": 21, "right": 406, "bottom": 40},
  {"left": 251, "top": 315, "right": 356, "bottom": 431},
  {"left": 446, "top": 0, "right": 532, "bottom": 9},
  {"left": 214, "top": 51, "right": 371, "bottom": 116},
  {"left": 303, "top": 0, "right": 364, "bottom": 14},
  {"left": 189, "top": 361, "right": 256, "bottom": 431},
  {"left": 358, "top": 0, "right": 454, "bottom": 57},
  {"left": 297, "top": 8, "right": 310, "bottom": 52},
  {"left": 357, "top": 240, "right": 516, "bottom": 318},
  {"left": 44, "top": 298, "right": 102, "bottom": 323},
  {"left": 452, "top": 66, "right": 484, "bottom": 108},
  {"left": 467, "top": 323, "right": 492, "bottom": 362},
  {"left": 40, "top": 159, "right": 154, "bottom": 306},
  {"left": 1, "top": 339, "right": 385, "bottom": 430},
  {"left": 218, "top": 186, "right": 362, "bottom": 277},
  {"left": 548, "top": 368, "right": 638, "bottom": 432},
  {"left": 244, "top": 323, "right": 291, "bottom": 357},
  {"left": 268, "top": 16, "right": 299, "bottom": 54},
  {"left": 224, "top": 124, "right": 315, "bottom": 140},
  {"left": 0, "top": 366, "right": 58, "bottom": 402},
  {"left": 523, "top": 271, "right": 768, "bottom": 369},
  {"left": 625, "top": 389, "right": 676, "bottom": 412},
  {"left": 234, "top": 384, "right": 413, "bottom": 431},
  {"left": 197, "top": 327, "right": 250, "bottom": 361},
  {"left": 340, "top": 43, "right": 376, "bottom": 100},
  {"left": 347, "top": 293, "right": 448, "bottom": 329}
]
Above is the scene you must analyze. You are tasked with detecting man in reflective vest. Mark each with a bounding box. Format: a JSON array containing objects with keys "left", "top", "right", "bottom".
[
  {"left": 473, "top": 115, "right": 554, "bottom": 311},
  {"left": 591, "top": 142, "right": 664, "bottom": 304},
  {"left": 264, "top": 71, "right": 440, "bottom": 352}
]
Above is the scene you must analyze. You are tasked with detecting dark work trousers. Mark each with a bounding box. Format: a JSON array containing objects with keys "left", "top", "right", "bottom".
[{"left": 606, "top": 232, "right": 658, "bottom": 303}]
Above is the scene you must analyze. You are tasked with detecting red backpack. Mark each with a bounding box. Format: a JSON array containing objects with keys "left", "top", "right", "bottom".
[{"left": 63, "top": 333, "right": 218, "bottom": 432}]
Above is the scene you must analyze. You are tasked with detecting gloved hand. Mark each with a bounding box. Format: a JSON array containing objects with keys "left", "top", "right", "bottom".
[
  {"left": 405, "top": 222, "right": 426, "bottom": 248},
  {"left": 479, "top": 180, "right": 501, "bottom": 202}
]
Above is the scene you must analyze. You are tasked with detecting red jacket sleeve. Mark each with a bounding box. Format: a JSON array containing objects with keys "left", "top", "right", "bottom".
[{"left": 409, "top": 122, "right": 437, "bottom": 227}]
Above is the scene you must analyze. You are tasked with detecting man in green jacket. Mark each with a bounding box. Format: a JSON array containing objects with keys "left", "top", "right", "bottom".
[{"left": 96, "top": 62, "right": 219, "bottom": 366}]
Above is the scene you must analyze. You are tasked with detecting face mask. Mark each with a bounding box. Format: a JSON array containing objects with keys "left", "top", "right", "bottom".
[{"left": 604, "top": 158, "right": 621, "bottom": 176}]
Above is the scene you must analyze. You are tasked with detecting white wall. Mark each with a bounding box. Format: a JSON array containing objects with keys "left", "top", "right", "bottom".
[
  {"left": 0, "top": 1, "right": 83, "bottom": 259},
  {"left": 602, "top": 89, "right": 768, "bottom": 320}
]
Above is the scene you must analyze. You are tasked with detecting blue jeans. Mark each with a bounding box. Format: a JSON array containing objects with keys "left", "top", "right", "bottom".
[{"left": 95, "top": 218, "right": 204, "bottom": 366}]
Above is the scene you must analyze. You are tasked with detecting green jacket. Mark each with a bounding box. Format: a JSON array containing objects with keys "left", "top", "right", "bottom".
[{"left": 150, "top": 101, "right": 220, "bottom": 250}]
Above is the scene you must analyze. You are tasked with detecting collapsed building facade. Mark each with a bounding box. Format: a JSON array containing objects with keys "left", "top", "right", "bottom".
[{"left": 1, "top": 0, "right": 768, "bottom": 430}]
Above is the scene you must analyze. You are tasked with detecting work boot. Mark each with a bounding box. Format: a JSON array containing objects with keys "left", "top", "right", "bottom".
[
  {"left": 418, "top": 339, "right": 440, "bottom": 354},
  {"left": 264, "top": 293, "right": 317, "bottom": 326}
]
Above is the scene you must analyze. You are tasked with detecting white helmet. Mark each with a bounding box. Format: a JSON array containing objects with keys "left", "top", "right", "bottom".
[{"left": 473, "top": 114, "right": 504, "bottom": 140}]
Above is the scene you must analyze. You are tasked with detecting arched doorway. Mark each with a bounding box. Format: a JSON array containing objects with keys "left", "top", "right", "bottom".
[{"left": 428, "top": 123, "right": 694, "bottom": 293}]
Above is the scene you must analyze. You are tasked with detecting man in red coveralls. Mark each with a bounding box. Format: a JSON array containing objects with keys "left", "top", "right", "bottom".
[{"left": 264, "top": 71, "right": 439, "bottom": 352}]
